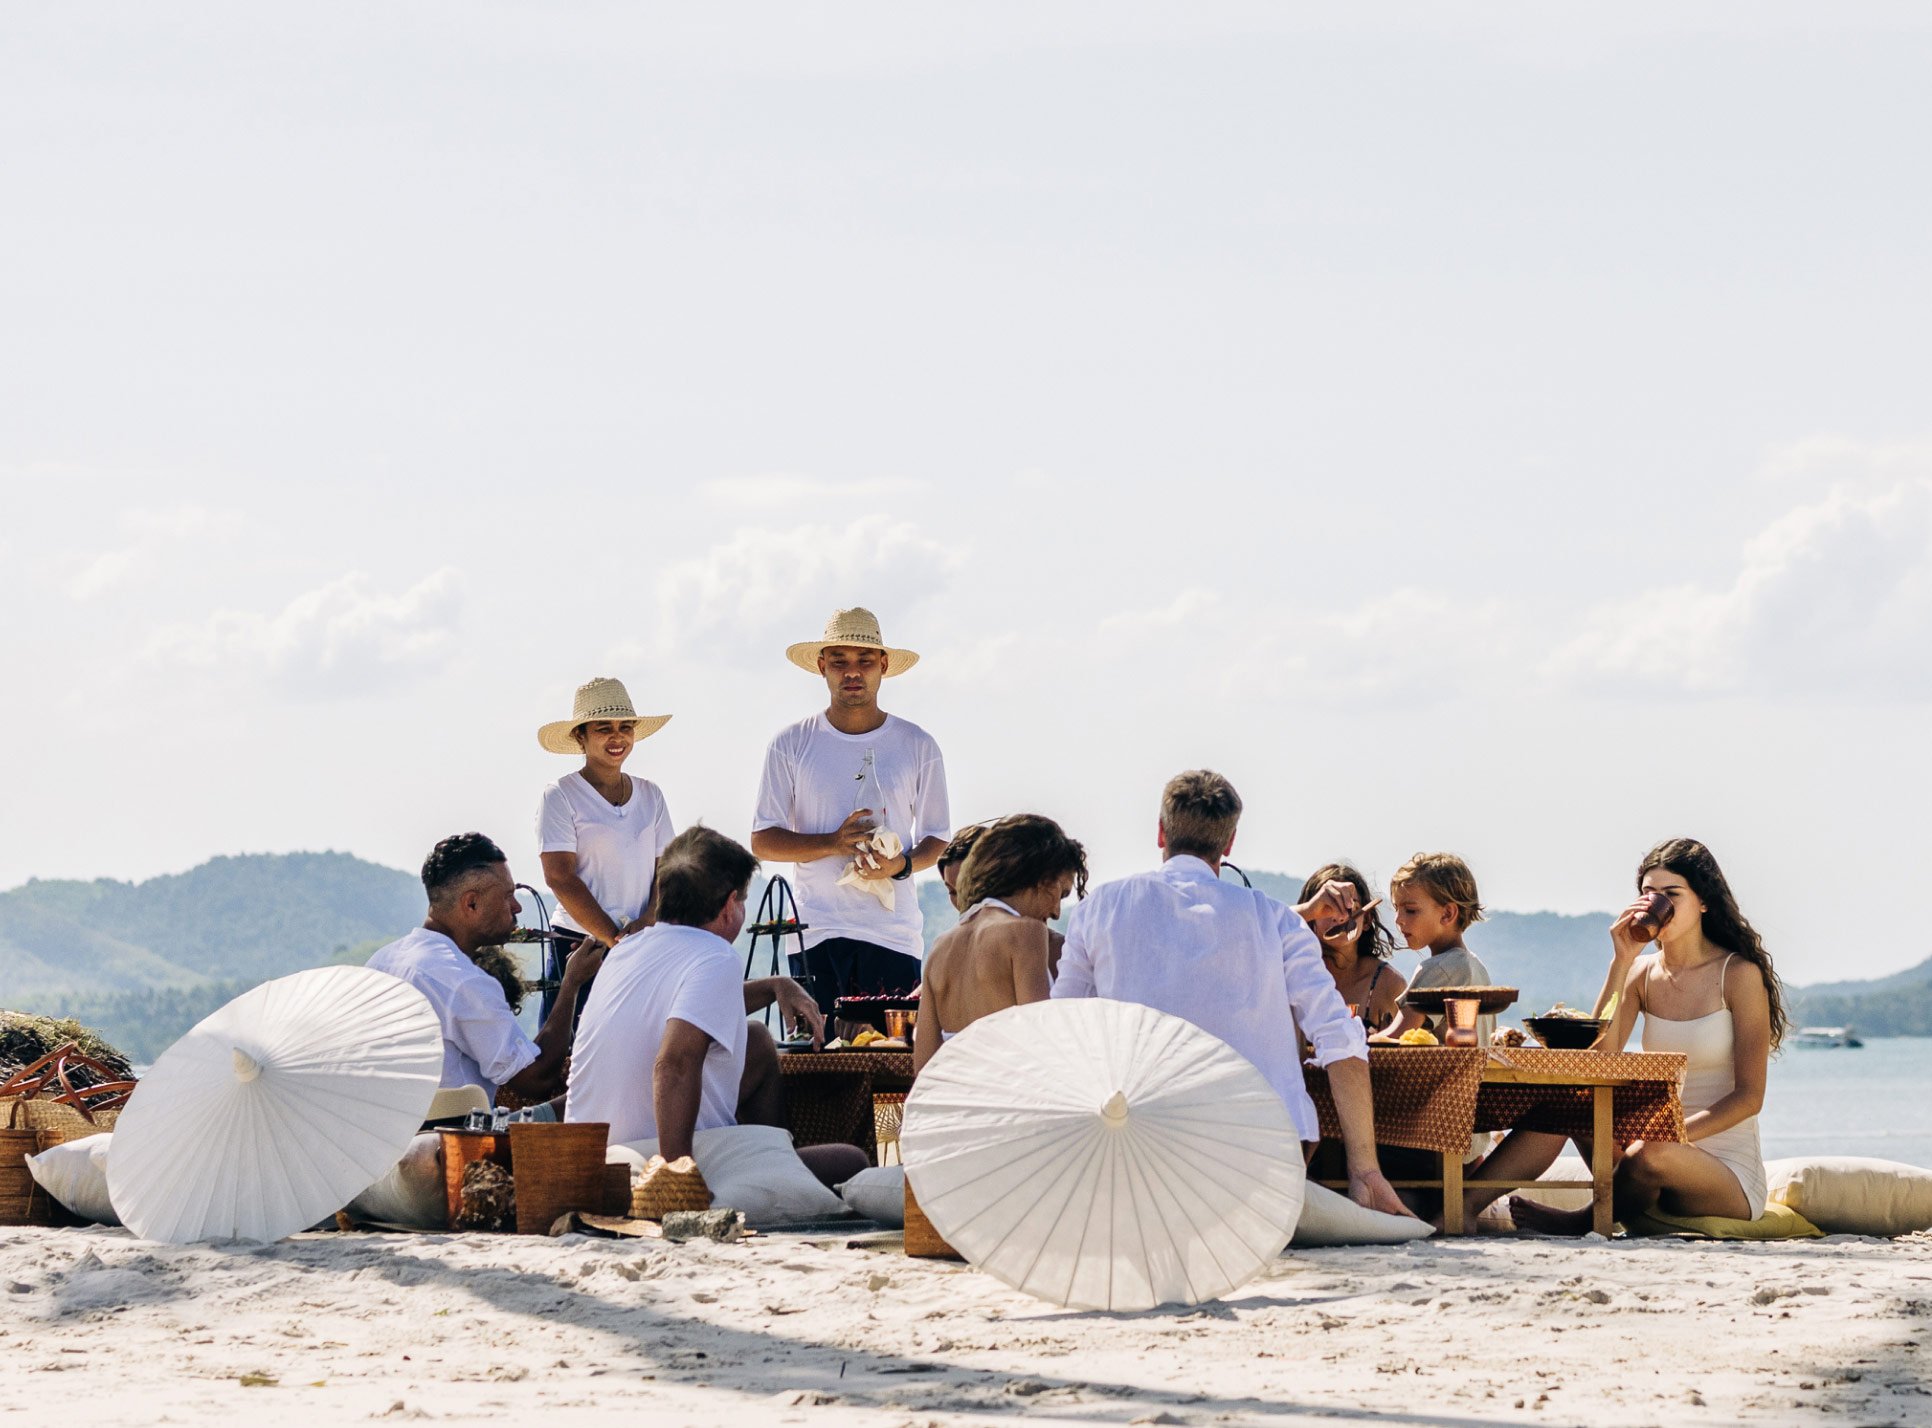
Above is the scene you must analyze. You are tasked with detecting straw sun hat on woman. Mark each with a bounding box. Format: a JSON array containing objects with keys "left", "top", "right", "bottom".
[
  {"left": 536, "top": 677, "right": 671, "bottom": 754},
  {"left": 785, "top": 607, "right": 920, "bottom": 676}
]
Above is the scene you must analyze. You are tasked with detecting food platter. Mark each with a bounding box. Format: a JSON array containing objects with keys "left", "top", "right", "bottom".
[{"left": 1400, "top": 985, "right": 1519, "bottom": 1015}]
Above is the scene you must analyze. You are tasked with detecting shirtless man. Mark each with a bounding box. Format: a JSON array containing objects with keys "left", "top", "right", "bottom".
[{"left": 913, "top": 815, "right": 1088, "bottom": 1072}]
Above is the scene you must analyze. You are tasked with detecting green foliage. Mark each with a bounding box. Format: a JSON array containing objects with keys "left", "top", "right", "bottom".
[{"left": 1788, "top": 957, "right": 1932, "bottom": 1036}]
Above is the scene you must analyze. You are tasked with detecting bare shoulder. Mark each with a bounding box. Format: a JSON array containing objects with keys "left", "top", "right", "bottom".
[
  {"left": 1724, "top": 952, "right": 1770, "bottom": 1007},
  {"left": 1378, "top": 961, "right": 1409, "bottom": 995},
  {"left": 988, "top": 916, "right": 1050, "bottom": 957}
]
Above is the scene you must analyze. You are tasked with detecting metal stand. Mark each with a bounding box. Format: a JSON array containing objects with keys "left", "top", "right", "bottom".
[
  {"left": 1219, "top": 860, "right": 1253, "bottom": 888},
  {"left": 513, "top": 883, "right": 585, "bottom": 1027},
  {"left": 743, "top": 875, "right": 811, "bottom": 1034}
]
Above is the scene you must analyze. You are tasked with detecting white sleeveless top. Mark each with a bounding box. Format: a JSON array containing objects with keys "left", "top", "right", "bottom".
[{"left": 1639, "top": 953, "right": 1768, "bottom": 1218}]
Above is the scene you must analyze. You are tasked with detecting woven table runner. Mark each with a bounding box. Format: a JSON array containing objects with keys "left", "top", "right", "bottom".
[
  {"left": 1303, "top": 1046, "right": 1487, "bottom": 1154},
  {"left": 1474, "top": 1049, "right": 1686, "bottom": 1145}
]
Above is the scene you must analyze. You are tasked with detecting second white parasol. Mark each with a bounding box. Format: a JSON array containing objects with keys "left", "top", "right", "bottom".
[
  {"left": 107, "top": 965, "right": 444, "bottom": 1244},
  {"left": 901, "top": 997, "right": 1305, "bottom": 1311}
]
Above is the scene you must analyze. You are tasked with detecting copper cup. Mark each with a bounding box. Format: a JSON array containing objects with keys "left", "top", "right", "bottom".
[
  {"left": 883, "top": 1009, "right": 916, "bottom": 1040},
  {"left": 1631, "top": 890, "right": 1675, "bottom": 941},
  {"left": 1444, "top": 996, "right": 1480, "bottom": 1048}
]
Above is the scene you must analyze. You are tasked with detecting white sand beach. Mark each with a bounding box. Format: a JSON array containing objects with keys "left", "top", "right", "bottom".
[{"left": 5, "top": 1225, "right": 1928, "bottom": 1426}]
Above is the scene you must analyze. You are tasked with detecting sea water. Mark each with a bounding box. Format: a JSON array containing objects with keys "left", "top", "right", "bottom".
[{"left": 1759, "top": 1036, "right": 1932, "bottom": 1167}]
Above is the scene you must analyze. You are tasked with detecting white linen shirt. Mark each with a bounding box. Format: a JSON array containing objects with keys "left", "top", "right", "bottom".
[
  {"left": 366, "top": 927, "right": 539, "bottom": 1102},
  {"left": 1052, "top": 855, "right": 1366, "bottom": 1141}
]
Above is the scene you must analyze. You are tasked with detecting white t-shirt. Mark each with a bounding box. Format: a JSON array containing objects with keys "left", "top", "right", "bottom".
[
  {"left": 751, "top": 712, "right": 950, "bottom": 959},
  {"left": 536, "top": 772, "right": 676, "bottom": 933},
  {"left": 365, "top": 927, "right": 539, "bottom": 1102},
  {"left": 565, "top": 923, "right": 748, "bottom": 1146}
]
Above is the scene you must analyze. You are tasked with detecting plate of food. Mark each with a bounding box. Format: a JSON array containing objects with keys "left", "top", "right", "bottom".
[
  {"left": 1523, "top": 1005, "right": 1606, "bottom": 1049},
  {"left": 1400, "top": 985, "right": 1520, "bottom": 1015},
  {"left": 833, "top": 994, "right": 920, "bottom": 1034}
]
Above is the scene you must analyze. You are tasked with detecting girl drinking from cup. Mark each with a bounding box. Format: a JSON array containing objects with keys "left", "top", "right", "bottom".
[{"left": 1465, "top": 837, "right": 1784, "bottom": 1233}]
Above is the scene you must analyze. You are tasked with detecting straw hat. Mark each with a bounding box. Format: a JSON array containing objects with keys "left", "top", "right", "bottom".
[
  {"left": 785, "top": 607, "right": 920, "bottom": 677},
  {"left": 537, "top": 677, "right": 672, "bottom": 755}
]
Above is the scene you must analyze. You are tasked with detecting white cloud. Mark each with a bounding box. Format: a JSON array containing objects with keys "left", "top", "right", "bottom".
[
  {"left": 1094, "top": 585, "right": 1518, "bottom": 708},
  {"left": 65, "top": 507, "right": 244, "bottom": 599},
  {"left": 1548, "top": 465, "right": 1932, "bottom": 700},
  {"left": 699, "top": 473, "right": 925, "bottom": 507},
  {"left": 650, "top": 516, "right": 959, "bottom": 667},
  {"left": 145, "top": 568, "right": 466, "bottom": 695}
]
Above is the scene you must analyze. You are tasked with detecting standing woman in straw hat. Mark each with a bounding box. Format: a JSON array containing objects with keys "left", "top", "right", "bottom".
[
  {"left": 751, "top": 608, "right": 951, "bottom": 1021},
  {"left": 536, "top": 677, "right": 676, "bottom": 954}
]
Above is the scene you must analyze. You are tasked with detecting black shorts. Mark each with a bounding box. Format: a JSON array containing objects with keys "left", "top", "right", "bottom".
[{"left": 789, "top": 937, "right": 922, "bottom": 1016}]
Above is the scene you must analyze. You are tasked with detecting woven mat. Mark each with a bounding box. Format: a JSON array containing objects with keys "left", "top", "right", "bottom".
[
  {"left": 1475, "top": 1049, "right": 1686, "bottom": 1145},
  {"left": 1303, "top": 1047, "right": 1487, "bottom": 1154}
]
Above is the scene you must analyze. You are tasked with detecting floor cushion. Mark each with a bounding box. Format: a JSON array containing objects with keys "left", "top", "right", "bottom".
[
  {"left": 1625, "top": 1201, "right": 1823, "bottom": 1240},
  {"left": 839, "top": 1164, "right": 907, "bottom": 1227},
  {"left": 1291, "top": 1182, "right": 1434, "bottom": 1246},
  {"left": 1766, "top": 1156, "right": 1932, "bottom": 1237},
  {"left": 613, "top": 1124, "right": 850, "bottom": 1227},
  {"left": 26, "top": 1133, "right": 118, "bottom": 1225},
  {"left": 344, "top": 1132, "right": 448, "bottom": 1229}
]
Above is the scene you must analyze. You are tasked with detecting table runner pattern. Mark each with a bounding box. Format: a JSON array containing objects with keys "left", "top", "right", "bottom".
[
  {"left": 1475, "top": 1048, "right": 1686, "bottom": 1146},
  {"left": 1303, "top": 1047, "right": 1488, "bottom": 1154}
]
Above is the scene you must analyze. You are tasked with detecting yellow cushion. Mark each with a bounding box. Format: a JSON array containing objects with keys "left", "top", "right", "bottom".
[{"left": 1625, "top": 1201, "right": 1823, "bottom": 1241}]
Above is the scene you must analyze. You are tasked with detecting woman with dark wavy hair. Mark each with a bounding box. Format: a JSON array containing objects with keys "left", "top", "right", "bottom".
[
  {"left": 912, "top": 814, "right": 1088, "bottom": 1073},
  {"left": 1299, "top": 862, "right": 1406, "bottom": 1033},
  {"left": 1464, "top": 837, "right": 1782, "bottom": 1233}
]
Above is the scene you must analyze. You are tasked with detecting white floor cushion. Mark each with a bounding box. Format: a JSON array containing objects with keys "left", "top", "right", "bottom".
[
  {"left": 613, "top": 1124, "right": 850, "bottom": 1227},
  {"left": 345, "top": 1132, "right": 448, "bottom": 1229},
  {"left": 839, "top": 1164, "right": 906, "bottom": 1227},
  {"left": 27, "top": 1133, "right": 118, "bottom": 1225},
  {"left": 1767, "top": 1156, "right": 1932, "bottom": 1237},
  {"left": 1290, "top": 1182, "right": 1433, "bottom": 1246}
]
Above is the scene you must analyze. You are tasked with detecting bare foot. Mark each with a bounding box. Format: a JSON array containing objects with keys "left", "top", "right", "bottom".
[{"left": 1506, "top": 1195, "right": 1594, "bottom": 1237}]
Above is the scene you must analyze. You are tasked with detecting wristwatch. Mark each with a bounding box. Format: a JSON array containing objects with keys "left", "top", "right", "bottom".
[{"left": 891, "top": 852, "right": 914, "bottom": 881}]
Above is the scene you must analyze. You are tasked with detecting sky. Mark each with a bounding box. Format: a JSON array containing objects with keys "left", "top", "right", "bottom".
[{"left": 4, "top": 3, "right": 1930, "bottom": 987}]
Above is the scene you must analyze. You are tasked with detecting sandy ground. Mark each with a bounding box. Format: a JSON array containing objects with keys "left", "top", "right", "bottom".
[{"left": 3, "top": 1224, "right": 1929, "bottom": 1427}]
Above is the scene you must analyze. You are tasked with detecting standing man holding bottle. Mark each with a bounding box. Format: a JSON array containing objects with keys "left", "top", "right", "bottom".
[{"left": 751, "top": 607, "right": 951, "bottom": 1020}]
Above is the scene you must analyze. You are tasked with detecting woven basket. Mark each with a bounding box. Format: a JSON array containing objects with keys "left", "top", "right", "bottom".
[
  {"left": 1, "top": 1126, "right": 59, "bottom": 1227},
  {"left": 508, "top": 1121, "right": 612, "bottom": 1235},
  {"left": 3, "top": 1098, "right": 119, "bottom": 1149},
  {"left": 903, "top": 1177, "right": 960, "bottom": 1260},
  {"left": 629, "top": 1155, "right": 711, "bottom": 1219}
]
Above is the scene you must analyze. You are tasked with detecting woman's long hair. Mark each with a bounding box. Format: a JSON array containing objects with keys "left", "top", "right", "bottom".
[
  {"left": 1300, "top": 862, "right": 1397, "bottom": 962},
  {"left": 1638, "top": 837, "right": 1788, "bottom": 1049},
  {"left": 956, "top": 814, "right": 1089, "bottom": 911}
]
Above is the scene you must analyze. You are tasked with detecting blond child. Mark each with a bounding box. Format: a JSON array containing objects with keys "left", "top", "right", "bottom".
[{"left": 1379, "top": 852, "right": 1495, "bottom": 1045}]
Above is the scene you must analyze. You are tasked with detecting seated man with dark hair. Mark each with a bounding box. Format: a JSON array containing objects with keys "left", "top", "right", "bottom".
[
  {"left": 368, "top": 832, "right": 602, "bottom": 1105},
  {"left": 565, "top": 825, "right": 870, "bottom": 1187}
]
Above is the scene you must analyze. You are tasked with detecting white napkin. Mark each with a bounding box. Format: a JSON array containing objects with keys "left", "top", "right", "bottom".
[{"left": 837, "top": 828, "right": 905, "bottom": 910}]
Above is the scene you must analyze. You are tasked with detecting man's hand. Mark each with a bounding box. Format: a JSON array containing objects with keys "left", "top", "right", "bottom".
[
  {"left": 1295, "top": 879, "right": 1360, "bottom": 936},
  {"left": 561, "top": 940, "right": 608, "bottom": 987},
  {"left": 823, "top": 809, "right": 878, "bottom": 861},
  {"left": 775, "top": 978, "right": 826, "bottom": 1049},
  {"left": 1349, "top": 1166, "right": 1416, "bottom": 1219},
  {"left": 849, "top": 848, "right": 901, "bottom": 881}
]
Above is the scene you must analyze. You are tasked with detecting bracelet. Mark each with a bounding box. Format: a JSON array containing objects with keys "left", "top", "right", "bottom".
[{"left": 891, "top": 853, "right": 914, "bottom": 881}]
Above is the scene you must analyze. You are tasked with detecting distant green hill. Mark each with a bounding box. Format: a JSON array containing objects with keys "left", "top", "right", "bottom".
[
  {"left": 2, "top": 852, "right": 425, "bottom": 1059},
  {"left": 6, "top": 851, "right": 1925, "bottom": 1061}
]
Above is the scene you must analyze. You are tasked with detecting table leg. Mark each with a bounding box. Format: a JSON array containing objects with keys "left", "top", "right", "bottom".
[
  {"left": 1441, "top": 1151, "right": 1464, "bottom": 1236},
  {"left": 1591, "top": 1085, "right": 1615, "bottom": 1237}
]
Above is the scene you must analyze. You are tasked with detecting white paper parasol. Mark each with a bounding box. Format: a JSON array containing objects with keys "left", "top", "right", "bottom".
[
  {"left": 108, "top": 965, "right": 444, "bottom": 1244},
  {"left": 901, "top": 998, "right": 1305, "bottom": 1311}
]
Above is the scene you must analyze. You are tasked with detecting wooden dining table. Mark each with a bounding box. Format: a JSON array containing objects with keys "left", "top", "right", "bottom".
[{"left": 1304, "top": 1045, "right": 1687, "bottom": 1235}]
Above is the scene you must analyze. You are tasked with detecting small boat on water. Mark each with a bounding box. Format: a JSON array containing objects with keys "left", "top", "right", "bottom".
[{"left": 1793, "top": 1025, "right": 1864, "bottom": 1049}]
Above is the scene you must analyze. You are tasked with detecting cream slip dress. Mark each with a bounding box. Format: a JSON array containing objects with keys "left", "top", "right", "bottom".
[
  {"left": 1637, "top": 953, "right": 1769, "bottom": 1219},
  {"left": 937, "top": 898, "right": 1025, "bottom": 1044}
]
